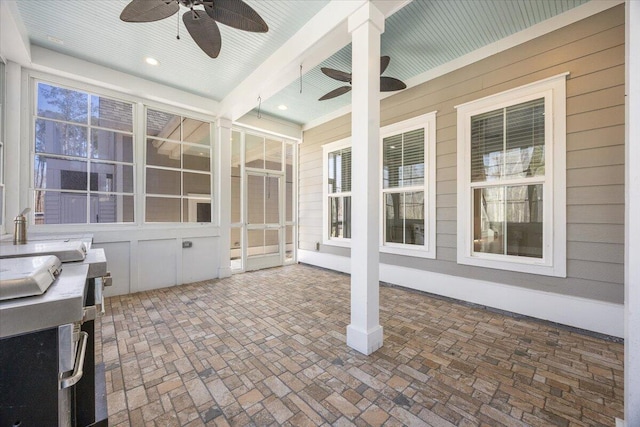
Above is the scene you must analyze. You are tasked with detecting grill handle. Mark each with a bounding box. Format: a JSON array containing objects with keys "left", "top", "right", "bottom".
[{"left": 59, "top": 331, "right": 88, "bottom": 389}]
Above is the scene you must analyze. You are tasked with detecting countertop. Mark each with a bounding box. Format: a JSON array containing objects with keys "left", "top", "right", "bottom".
[{"left": 0, "top": 262, "right": 90, "bottom": 339}]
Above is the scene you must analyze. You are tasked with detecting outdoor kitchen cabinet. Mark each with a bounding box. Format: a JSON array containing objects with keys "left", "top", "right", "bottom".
[{"left": 0, "top": 247, "right": 109, "bottom": 427}]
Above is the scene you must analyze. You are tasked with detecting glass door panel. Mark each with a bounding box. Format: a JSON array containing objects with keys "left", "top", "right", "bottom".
[{"left": 246, "top": 171, "right": 283, "bottom": 271}]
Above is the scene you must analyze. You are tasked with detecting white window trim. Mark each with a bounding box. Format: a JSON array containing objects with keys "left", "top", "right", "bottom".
[
  {"left": 24, "top": 70, "right": 219, "bottom": 230},
  {"left": 31, "top": 77, "right": 137, "bottom": 226},
  {"left": 141, "top": 105, "right": 218, "bottom": 227},
  {"left": 321, "top": 112, "right": 437, "bottom": 258},
  {"left": 379, "top": 112, "right": 437, "bottom": 259},
  {"left": 456, "top": 73, "right": 568, "bottom": 277},
  {"left": 322, "top": 137, "right": 352, "bottom": 248}
]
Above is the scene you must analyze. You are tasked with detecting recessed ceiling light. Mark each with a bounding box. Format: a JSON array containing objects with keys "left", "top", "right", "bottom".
[
  {"left": 47, "top": 35, "right": 64, "bottom": 45},
  {"left": 277, "top": 105, "right": 288, "bottom": 111},
  {"left": 145, "top": 57, "right": 159, "bottom": 66}
]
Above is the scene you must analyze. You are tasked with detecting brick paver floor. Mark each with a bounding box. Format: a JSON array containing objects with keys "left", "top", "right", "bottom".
[{"left": 98, "top": 264, "right": 624, "bottom": 426}]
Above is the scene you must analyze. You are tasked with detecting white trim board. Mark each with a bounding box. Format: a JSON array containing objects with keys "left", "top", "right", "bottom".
[{"left": 298, "top": 249, "right": 624, "bottom": 337}]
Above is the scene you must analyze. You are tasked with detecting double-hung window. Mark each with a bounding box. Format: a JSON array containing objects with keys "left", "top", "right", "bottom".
[
  {"left": 33, "top": 81, "right": 135, "bottom": 224},
  {"left": 323, "top": 139, "right": 351, "bottom": 245},
  {"left": 145, "top": 108, "right": 212, "bottom": 223},
  {"left": 381, "top": 112, "right": 437, "bottom": 258},
  {"left": 321, "top": 112, "right": 436, "bottom": 256},
  {"left": 456, "top": 74, "right": 567, "bottom": 277}
]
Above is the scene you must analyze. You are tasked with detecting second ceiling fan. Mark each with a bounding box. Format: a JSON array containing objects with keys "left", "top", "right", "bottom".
[
  {"left": 319, "top": 56, "right": 406, "bottom": 101},
  {"left": 120, "top": 0, "right": 268, "bottom": 58}
]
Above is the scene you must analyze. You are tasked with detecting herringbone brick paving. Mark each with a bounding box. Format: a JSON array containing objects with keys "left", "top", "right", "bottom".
[{"left": 98, "top": 264, "right": 624, "bottom": 426}]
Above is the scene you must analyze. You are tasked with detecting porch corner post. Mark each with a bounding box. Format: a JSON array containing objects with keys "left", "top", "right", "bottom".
[
  {"left": 346, "top": 1, "right": 384, "bottom": 355},
  {"left": 624, "top": 1, "right": 640, "bottom": 425},
  {"left": 217, "top": 117, "right": 233, "bottom": 278}
]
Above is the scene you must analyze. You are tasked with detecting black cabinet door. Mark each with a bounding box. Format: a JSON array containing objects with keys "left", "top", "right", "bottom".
[{"left": 0, "top": 328, "right": 60, "bottom": 426}]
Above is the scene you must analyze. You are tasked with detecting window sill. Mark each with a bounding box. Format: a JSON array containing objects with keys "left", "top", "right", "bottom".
[
  {"left": 380, "top": 245, "right": 436, "bottom": 259},
  {"left": 457, "top": 252, "right": 566, "bottom": 278}
]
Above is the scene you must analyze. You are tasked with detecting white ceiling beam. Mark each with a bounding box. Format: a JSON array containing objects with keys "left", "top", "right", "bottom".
[
  {"left": 219, "top": 0, "right": 411, "bottom": 122},
  {"left": 0, "top": 0, "right": 31, "bottom": 65}
]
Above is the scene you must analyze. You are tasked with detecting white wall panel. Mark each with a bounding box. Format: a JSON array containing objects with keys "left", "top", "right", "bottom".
[
  {"left": 181, "top": 237, "right": 219, "bottom": 284},
  {"left": 137, "top": 239, "right": 177, "bottom": 292}
]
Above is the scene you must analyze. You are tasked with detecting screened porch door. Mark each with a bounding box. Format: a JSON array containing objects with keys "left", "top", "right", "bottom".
[{"left": 245, "top": 171, "right": 284, "bottom": 271}]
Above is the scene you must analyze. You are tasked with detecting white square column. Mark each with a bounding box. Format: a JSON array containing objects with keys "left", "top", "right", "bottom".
[
  {"left": 346, "top": 2, "right": 385, "bottom": 355},
  {"left": 216, "top": 117, "right": 233, "bottom": 278},
  {"left": 624, "top": 1, "right": 640, "bottom": 425}
]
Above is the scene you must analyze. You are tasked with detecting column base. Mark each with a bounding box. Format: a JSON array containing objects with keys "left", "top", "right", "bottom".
[{"left": 346, "top": 324, "right": 383, "bottom": 355}]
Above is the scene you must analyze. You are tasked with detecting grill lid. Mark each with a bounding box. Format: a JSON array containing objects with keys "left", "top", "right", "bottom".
[
  {"left": 0, "top": 240, "right": 87, "bottom": 262},
  {"left": 0, "top": 255, "right": 62, "bottom": 301}
]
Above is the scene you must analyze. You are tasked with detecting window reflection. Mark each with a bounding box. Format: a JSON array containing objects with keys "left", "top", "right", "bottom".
[{"left": 34, "top": 82, "right": 135, "bottom": 224}]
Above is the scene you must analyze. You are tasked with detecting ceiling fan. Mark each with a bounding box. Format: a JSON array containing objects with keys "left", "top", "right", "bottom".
[
  {"left": 318, "top": 56, "right": 407, "bottom": 101},
  {"left": 120, "top": 0, "right": 268, "bottom": 58}
]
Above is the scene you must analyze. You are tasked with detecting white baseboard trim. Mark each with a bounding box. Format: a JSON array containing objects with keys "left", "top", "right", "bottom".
[
  {"left": 346, "top": 324, "right": 384, "bottom": 355},
  {"left": 298, "top": 250, "right": 624, "bottom": 337},
  {"left": 218, "top": 266, "right": 232, "bottom": 278}
]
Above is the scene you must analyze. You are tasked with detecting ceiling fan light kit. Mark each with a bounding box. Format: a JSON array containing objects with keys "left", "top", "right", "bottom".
[
  {"left": 319, "top": 56, "right": 406, "bottom": 101},
  {"left": 120, "top": 0, "right": 268, "bottom": 58}
]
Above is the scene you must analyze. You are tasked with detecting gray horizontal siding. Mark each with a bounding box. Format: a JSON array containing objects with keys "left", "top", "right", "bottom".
[{"left": 299, "top": 5, "right": 625, "bottom": 303}]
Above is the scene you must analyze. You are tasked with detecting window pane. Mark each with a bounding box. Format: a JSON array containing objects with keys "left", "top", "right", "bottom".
[
  {"left": 265, "top": 176, "right": 279, "bottom": 224},
  {"left": 247, "top": 230, "right": 265, "bottom": 256},
  {"left": 91, "top": 130, "right": 133, "bottom": 162},
  {"left": 145, "top": 197, "right": 180, "bottom": 222},
  {"left": 286, "top": 143, "right": 293, "bottom": 222},
  {"left": 34, "top": 156, "right": 87, "bottom": 190},
  {"left": 183, "top": 198, "right": 211, "bottom": 223},
  {"left": 231, "top": 172, "right": 241, "bottom": 224},
  {"left": 147, "top": 109, "right": 180, "bottom": 139},
  {"left": 90, "top": 194, "right": 134, "bottom": 223},
  {"left": 146, "top": 168, "right": 180, "bottom": 195},
  {"left": 471, "top": 99, "right": 546, "bottom": 183},
  {"left": 183, "top": 172, "right": 210, "bottom": 196},
  {"left": 328, "top": 148, "right": 351, "bottom": 193},
  {"left": 329, "top": 196, "right": 351, "bottom": 238},
  {"left": 35, "top": 119, "right": 87, "bottom": 157},
  {"left": 385, "top": 193, "right": 403, "bottom": 244},
  {"left": 471, "top": 109, "right": 503, "bottom": 182},
  {"left": 230, "top": 227, "right": 242, "bottom": 269},
  {"left": 384, "top": 130, "right": 424, "bottom": 189},
  {"left": 90, "top": 95, "right": 133, "bottom": 132},
  {"left": 35, "top": 190, "right": 87, "bottom": 224},
  {"left": 90, "top": 162, "right": 134, "bottom": 193},
  {"left": 506, "top": 184, "right": 543, "bottom": 258},
  {"left": 506, "top": 98, "right": 545, "bottom": 178},
  {"left": 37, "top": 83, "right": 88, "bottom": 123},
  {"left": 285, "top": 225, "right": 294, "bottom": 262},
  {"left": 265, "top": 230, "right": 279, "bottom": 255},
  {"left": 265, "top": 139, "right": 282, "bottom": 170},
  {"left": 383, "top": 134, "right": 402, "bottom": 189},
  {"left": 473, "top": 187, "right": 505, "bottom": 255},
  {"left": 182, "top": 117, "right": 210, "bottom": 145},
  {"left": 247, "top": 174, "right": 264, "bottom": 224},
  {"left": 403, "top": 129, "right": 425, "bottom": 186},
  {"left": 183, "top": 145, "right": 210, "bottom": 172},
  {"left": 147, "top": 139, "right": 181, "bottom": 168},
  {"left": 405, "top": 191, "right": 424, "bottom": 245},
  {"left": 246, "top": 133, "right": 264, "bottom": 169}
]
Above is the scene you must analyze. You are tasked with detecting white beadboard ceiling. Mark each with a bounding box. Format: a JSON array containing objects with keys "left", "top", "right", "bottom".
[{"left": 13, "top": 0, "right": 593, "bottom": 127}]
